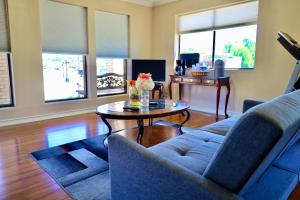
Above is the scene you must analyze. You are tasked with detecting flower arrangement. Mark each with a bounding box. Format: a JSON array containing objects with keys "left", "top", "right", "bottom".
[
  {"left": 128, "top": 73, "right": 155, "bottom": 107},
  {"left": 135, "top": 73, "right": 155, "bottom": 91}
]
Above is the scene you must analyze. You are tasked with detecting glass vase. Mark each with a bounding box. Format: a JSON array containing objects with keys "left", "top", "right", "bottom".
[
  {"left": 128, "top": 86, "right": 141, "bottom": 107},
  {"left": 140, "top": 90, "right": 150, "bottom": 108}
]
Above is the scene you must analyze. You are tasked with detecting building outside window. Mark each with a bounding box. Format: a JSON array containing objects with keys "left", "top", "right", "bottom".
[
  {"left": 42, "top": 53, "right": 87, "bottom": 102},
  {"left": 96, "top": 58, "right": 126, "bottom": 96}
]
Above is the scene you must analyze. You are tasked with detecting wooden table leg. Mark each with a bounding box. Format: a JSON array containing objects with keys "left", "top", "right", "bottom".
[
  {"left": 102, "top": 116, "right": 112, "bottom": 136},
  {"left": 179, "top": 110, "right": 190, "bottom": 134},
  {"left": 224, "top": 82, "right": 230, "bottom": 118},
  {"left": 169, "top": 80, "right": 173, "bottom": 99},
  {"left": 102, "top": 116, "right": 112, "bottom": 147},
  {"left": 216, "top": 81, "right": 221, "bottom": 121},
  {"left": 137, "top": 119, "right": 144, "bottom": 144},
  {"left": 179, "top": 84, "right": 182, "bottom": 100}
]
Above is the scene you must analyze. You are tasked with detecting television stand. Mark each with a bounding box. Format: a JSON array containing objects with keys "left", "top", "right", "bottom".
[{"left": 169, "top": 75, "right": 230, "bottom": 120}]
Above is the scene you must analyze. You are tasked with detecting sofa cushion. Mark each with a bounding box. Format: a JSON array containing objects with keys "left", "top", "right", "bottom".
[
  {"left": 204, "top": 90, "right": 300, "bottom": 193},
  {"left": 200, "top": 115, "right": 241, "bottom": 135},
  {"left": 149, "top": 130, "right": 224, "bottom": 174}
]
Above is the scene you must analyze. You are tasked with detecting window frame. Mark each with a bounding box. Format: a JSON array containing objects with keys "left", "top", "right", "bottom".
[
  {"left": 42, "top": 53, "right": 88, "bottom": 103},
  {"left": 178, "top": 22, "right": 257, "bottom": 70},
  {"left": 96, "top": 58, "right": 127, "bottom": 97},
  {"left": 0, "top": 52, "right": 14, "bottom": 108}
]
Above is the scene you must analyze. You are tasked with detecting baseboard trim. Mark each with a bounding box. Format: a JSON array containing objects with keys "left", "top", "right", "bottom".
[
  {"left": 0, "top": 105, "right": 240, "bottom": 128},
  {"left": 0, "top": 108, "right": 95, "bottom": 127}
]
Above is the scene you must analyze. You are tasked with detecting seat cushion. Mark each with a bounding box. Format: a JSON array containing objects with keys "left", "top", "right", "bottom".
[
  {"left": 200, "top": 115, "right": 241, "bottom": 135},
  {"left": 149, "top": 130, "right": 224, "bottom": 174}
]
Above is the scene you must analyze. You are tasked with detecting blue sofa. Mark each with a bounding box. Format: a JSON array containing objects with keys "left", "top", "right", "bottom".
[{"left": 108, "top": 90, "right": 300, "bottom": 200}]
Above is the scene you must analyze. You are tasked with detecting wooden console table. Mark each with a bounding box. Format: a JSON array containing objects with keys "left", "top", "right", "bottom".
[{"left": 169, "top": 75, "right": 230, "bottom": 119}]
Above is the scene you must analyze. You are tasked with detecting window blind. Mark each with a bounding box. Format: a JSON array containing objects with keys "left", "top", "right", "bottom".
[
  {"left": 179, "top": 1, "right": 258, "bottom": 33},
  {"left": 0, "top": 0, "right": 9, "bottom": 51},
  {"left": 95, "top": 11, "right": 129, "bottom": 58},
  {"left": 40, "top": 0, "right": 87, "bottom": 54}
]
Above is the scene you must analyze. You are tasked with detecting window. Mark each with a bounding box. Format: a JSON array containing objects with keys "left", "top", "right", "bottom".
[
  {"left": 180, "top": 25, "right": 257, "bottom": 69},
  {"left": 180, "top": 31, "right": 214, "bottom": 68},
  {"left": 215, "top": 25, "right": 257, "bottom": 69},
  {"left": 0, "top": 0, "right": 13, "bottom": 107},
  {"left": 95, "top": 11, "right": 129, "bottom": 96},
  {"left": 178, "top": 1, "right": 258, "bottom": 69},
  {"left": 0, "top": 53, "right": 13, "bottom": 107},
  {"left": 40, "top": 0, "right": 88, "bottom": 102},
  {"left": 42, "top": 54, "right": 87, "bottom": 102},
  {"left": 96, "top": 58, "right": 126, "bottom": 96}
]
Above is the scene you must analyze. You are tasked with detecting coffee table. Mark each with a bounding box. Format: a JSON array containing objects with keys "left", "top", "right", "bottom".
[{"left": 96, "top": 100, "right": 190, "bottom": 144}]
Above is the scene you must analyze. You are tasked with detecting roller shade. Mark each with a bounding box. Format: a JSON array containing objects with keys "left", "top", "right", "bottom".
[
  {"left": 215, "top": 1, "right": 259, "bottom": 27},
  {"left": 179, "top": 10, "right": 214, "bottom": 33},
  {"left": 40, "top": 0, "right": 87, "bottom": 54},
  {"left": 179, "top": 1, "right": 258, "bottom": 33},
  {"left": 0, "top": 0, "right": 9, "bottom": 51},
  {"left": 95, "top": 11, "right": 129, "bottom": 58}
]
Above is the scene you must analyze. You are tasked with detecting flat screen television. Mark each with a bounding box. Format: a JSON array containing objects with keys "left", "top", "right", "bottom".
[{"left": 132, "top": 59, "right": 166, "bottom": 82}]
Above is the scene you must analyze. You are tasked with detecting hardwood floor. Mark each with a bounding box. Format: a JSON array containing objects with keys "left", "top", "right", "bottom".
[
  {"left": 0, "top": 111, "right": 299, "bottom": 200},
  {"left": 0, "top": 110, "right": 218, "bottom": 199}
]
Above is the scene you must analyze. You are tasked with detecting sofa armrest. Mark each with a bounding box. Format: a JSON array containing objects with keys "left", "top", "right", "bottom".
[
  {"left": 243, "top": 99, "right": 264, "bottom": 113},
  {"left": 108, "top": 134, "right": 240, "bottom": 200}
]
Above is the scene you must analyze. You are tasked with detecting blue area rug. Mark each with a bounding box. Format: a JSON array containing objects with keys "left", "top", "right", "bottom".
[{"left": 31, "top": 120, "right": 192, "bottom": 200}]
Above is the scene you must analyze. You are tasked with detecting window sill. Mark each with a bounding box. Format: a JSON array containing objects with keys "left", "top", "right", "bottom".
[
  {"left": 0, "top": 104, "right": 15, "bottom": 110},
  {"left": 45, "top": 97, "right": 88, "bottom": 104},
  {"left": 225, "top": 67, "right": 255, "bottom": 71}
]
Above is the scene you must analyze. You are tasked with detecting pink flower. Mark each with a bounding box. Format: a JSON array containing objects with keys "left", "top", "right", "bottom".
[{"left": 138, "top": 73, "right": 152, "bottom": 79}]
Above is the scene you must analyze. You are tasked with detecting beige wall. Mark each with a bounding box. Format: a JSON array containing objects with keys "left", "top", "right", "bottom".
[
  {"left": 152, "top": 0, "right": 300, "bottom": 113},
  {"left": 0, "top": 0, "right": 152, "bottom": 123}
]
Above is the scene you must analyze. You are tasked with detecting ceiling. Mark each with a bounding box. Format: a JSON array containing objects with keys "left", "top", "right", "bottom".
[{"left": 121, "top": 0, "right": 179, "bottom": 7}]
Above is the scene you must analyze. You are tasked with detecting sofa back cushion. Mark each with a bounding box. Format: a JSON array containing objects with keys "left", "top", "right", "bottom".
[{"left": 204, "top": 90, "right": 300, "bottom": 193}]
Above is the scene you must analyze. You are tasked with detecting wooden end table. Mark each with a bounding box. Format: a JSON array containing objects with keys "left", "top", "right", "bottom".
[{"left": 96, "top": 100, "right": 190, "bottom": 145}]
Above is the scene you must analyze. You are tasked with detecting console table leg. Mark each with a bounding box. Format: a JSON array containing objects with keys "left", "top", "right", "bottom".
[
  {"left": 216, "top": 82, "right": 221, "bottom": 121},
  {"left": 225, "top": 83, "right": 231, "bottom": 118},
  {"left": 137, "top": 119, "right": 144, "bottom": 143},
  {"left": 179, "top": 84, "right": 182, "bottom": 100},
  {"left": 179, "top": 110, "right": 190, "bottom": 135},
  {"left": 169, "top": 81, "right": 173, "bottom": 99}
]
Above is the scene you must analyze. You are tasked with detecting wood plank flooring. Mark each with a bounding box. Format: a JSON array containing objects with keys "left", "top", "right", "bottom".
[{"left": 0, "top": 111, "right": 298, "bottom": 199}]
